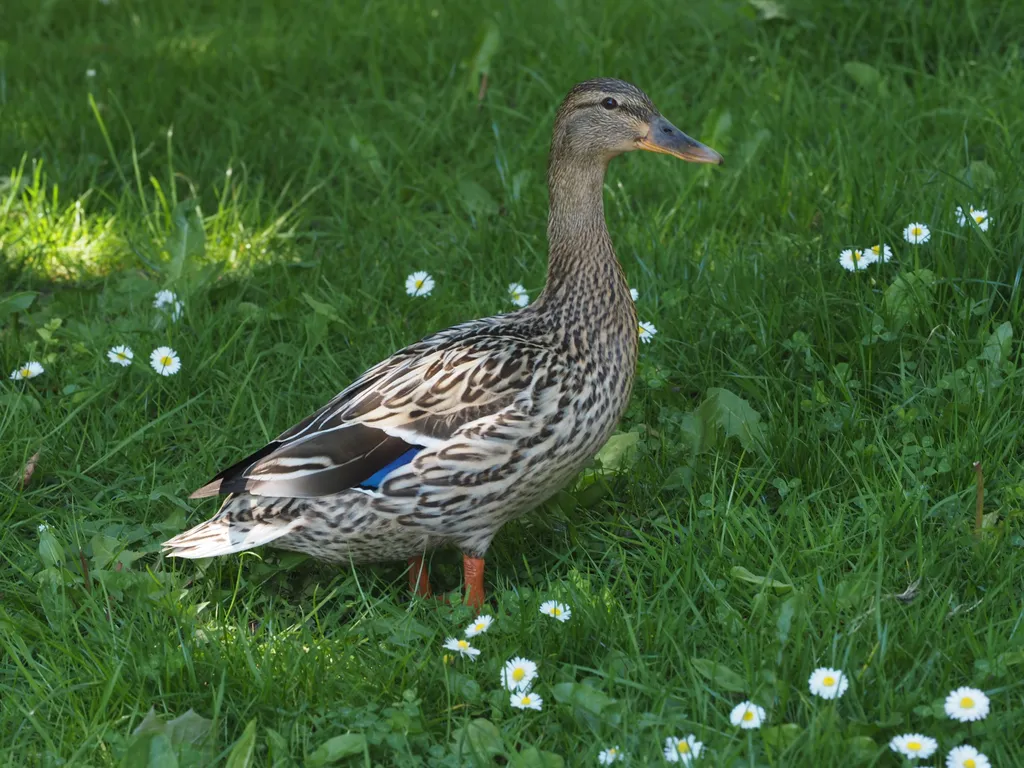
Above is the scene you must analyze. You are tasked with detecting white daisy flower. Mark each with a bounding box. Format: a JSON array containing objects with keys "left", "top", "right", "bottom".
[
  {"left": 971, "top": 208, "right": 990, "bottom": 231},
  {"left": 509, "top": 691, "right": 542, "bottom": 711},
  {"left": 889, "top": 733, "right": 937, "bottom": 760},
  {"left": 86, "top": 68, "right": 96, "bottom": 78},
  {"left": 405, "top": 271, "right": 435, "bottom": 297},
  {"left": 442, "top": 637, "right": 480, "bottom": 660},
  {"left": 501, "top": 657, "right": 538, "bottom": 691},
  {"left": 867, "top": 243, "right": 893, "bottom": 263},
  {"left": 10, "top": 361, "right": 44, "bottom": 380},
  {"left": 638, "top": 321, "right": 657, "bottom": 344},
  {"left": 944, "top": 686, "right": 989, "bottom": 722},
  {"left": 539, "top": 600, "right": 571, "bottom": 622},
  {"left": 107, "top": 345, "right": 134, "bottom": 367},
  {"left": 903, "top": 222, "right": 931, "bottom": 244},
  {"left": 808, "top": 667, "right": 849, "bottom": 700},
  {"left": 464, "top": 615, "right": 494, "bottom": 638},
  {"left": 946, "top": 744, "right": 990, "bottom": 768},
  {"left": 838, "top": 248, "right": 876, "bottom": 271},
  {"left": 171, "top": 300, "right": 184, "bottom": 321},
  {"left": 729, "top": 701, "right": 766, "bottom": 729},
  {"left": 149, "top": 346, "right": 181, "bottom": 376},
  {"left": 508, "top": 283, "right": 529, "bottom": 308},
  {"left": 597, "top": 746, "right": 623, "bottom": 764},
  {"left": 153, "top": 289, "right": 177, "bottom": 308},
  {"left": 630, "top": 287, "right": 639, "bottom": 301},
  {"left": 663, "top": 735, "right": 703, "bottom": 764}
]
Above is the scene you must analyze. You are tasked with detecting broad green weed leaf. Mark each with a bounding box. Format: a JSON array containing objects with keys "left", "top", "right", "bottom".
[
  {"left": 690, "top": 658, "right": 747, "bottom": 692},
  {"left": 960, "top": 160, "right": 997, "bottom": 190},
  {"left": 883, "top": 269, "right": 936, "bottom": 328},
  {"left": 0, "top": 291, "right": 37, "bottom": 322},
  {"left": 452, "top": 718, "right": 505, "bottom": 760},
  {"left": 551, "top": 682, "right": 616, "bottom": 714},
  {"left": 762, "top": 724, "right": 802, "bottom": 755},
  {"left": 511, "top": 746, "right": 565, "bottom": 768},
  {"left": 224, "top": 719, "right": 257, "bottom": 768},
  {"left": 164, "top": 200, "right": 205, "bottom": 281},
  {"left": 466, "top": 20, "right": 501, "bottom": 95},
  {"left": 731, "top": 565, "right": 793, "bottom": 593},
  {"left": 698, "top": 388, "right": 766, "bottom": 452},
  {"left": 843, "top": 62, "right": 889, "bottom": 96},
  {"left": 980, "top": 321, "right": 1012, "bottom": 368},
  {"left": 457, "top": 180, "right": 499, "bottom": 217},
  {"left": 594, "top": 431, "right": 640, "bottom": 472},
  {"left": 302, "top": 293, "right": 342, "bottom": 323},
  {"left": 307, "top": 733, "right": 367, "bottom": 766}
]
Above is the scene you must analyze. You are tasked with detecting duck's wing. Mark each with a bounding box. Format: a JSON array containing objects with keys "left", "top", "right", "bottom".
[{"left": 190, "top": 320, "right": 549, "bottom": 500}]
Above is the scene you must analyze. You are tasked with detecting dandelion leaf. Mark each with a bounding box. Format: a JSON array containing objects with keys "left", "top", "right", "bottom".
[
  {"left": 452, "top": 718, "right": 505, "bottom": 761},
  {"left": 0, "top": 290, "right": 37, "bottom": 323},
  {"left": 457, "top": 180, "right": 499, "bottom": 218},
  {"left": 960, "top": 160, "right": 997, "bottom": 190},
  {"left": 694, "top": 388, "right": 766, "bottom": 453},
  {"left": 731, "top": 565, "right": 794, "bottom": 593},
  {"left": 119, "top": 732, "right": 178, "bottom": 768},
  {"left": 843, "top": 61, "right": 889, "bottom": 97},
  {"left": 511, "top": 746, "right": 565, "bottom": 768}
]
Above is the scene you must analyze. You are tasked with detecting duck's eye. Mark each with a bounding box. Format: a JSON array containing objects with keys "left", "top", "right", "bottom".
[{"left": 600, "top": 97, "right": 618, "bottom": 110}]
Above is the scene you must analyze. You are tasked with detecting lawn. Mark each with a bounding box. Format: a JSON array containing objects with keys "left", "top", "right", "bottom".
[{"left": 2, "top": 0, "right": 1024, "bottom": 764}]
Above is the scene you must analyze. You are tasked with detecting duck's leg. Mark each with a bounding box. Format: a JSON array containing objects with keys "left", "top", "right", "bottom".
[
  {"left": 462, "top": 555, "right": 486, "bottom": 611},
  {"left": 408, "top": 555, "right": 432, "bottom": 598}
]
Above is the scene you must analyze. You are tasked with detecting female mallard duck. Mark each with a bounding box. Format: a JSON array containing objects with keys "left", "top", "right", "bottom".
[{"left": 163, "top": 78, "right": 722, "bottom": 609}]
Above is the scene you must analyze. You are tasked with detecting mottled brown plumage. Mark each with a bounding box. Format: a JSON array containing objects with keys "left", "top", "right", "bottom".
[{"left": 162, "top": 78, "right": 722, "bottom": 608}]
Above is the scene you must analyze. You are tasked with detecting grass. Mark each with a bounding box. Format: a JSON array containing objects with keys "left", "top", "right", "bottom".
[{"left": 2, "top": 0, "right": 1024, "bottom": 764}]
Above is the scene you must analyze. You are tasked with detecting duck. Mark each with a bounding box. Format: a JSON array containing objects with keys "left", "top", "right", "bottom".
[{"left": 162, "top": 78, "right": 722, "bottom": 610}]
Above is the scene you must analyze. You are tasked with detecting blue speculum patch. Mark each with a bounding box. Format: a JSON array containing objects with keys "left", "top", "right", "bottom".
[{"left": 358, "top": 448, "right": 421, "bottom": 488}]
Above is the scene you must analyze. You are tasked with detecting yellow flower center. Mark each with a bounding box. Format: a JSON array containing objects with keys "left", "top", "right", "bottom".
[
  {"left": 851, "top": 250, "right": 862, "bottom": 263},
  {"left": 474, "top": 623, "right": 484, "bottom": 631},
  {"left": 522, "top": 696, "right": 531, "bottom": 704},
  {"left": 907, "top": 741, "right": 921, "bottom": 752},
  {"left": 160, "top": 356, "right": 172, "bottom": 367},
  {"left": 823, "top": 676, "right": 835, "bottom": 686},
  {"left": 974, "top": 213, "right": 985, "bottom": 223},
  {"left": 677, "top": 742, "right": 690, "bottom": 754},
  {"left": 870, "top": 246, "right": 880, "bottom": 255},
  {"left": 960, "top": 696, "right": 974, "bottom": 708},
  {"left": 20, "top": 368, "right": 30, "bottom": 377},
  {"left": 552, "top": 607, "right": 561, "bottom": 616},
  {"left": 743, "top": 710, "right": 754, "bottom": 721},
  {"left": 912, "top": 226, "right": 922, "bottom": 236},
  {"left": 513, "top": 668, "right": 525, "bottom": 681},
  {"left": 608, "top": 748, "right": 617, "bottom": 756},
  {"left": 964, "top": 760, "right": 976, "bottom": 768},
  {"left": 415, "top": 279, "right": 424, "bottom": 289},
  {"left": 457, "top": 640, "right": 469, "bottom": 649}
]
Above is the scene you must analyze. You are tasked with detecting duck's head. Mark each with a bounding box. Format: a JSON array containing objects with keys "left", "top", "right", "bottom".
[{"left": 551, "top": 78, "right": 723, "bottom": 166}]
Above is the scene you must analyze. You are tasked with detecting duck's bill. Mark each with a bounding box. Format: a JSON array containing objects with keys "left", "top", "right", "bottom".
[{"left": 639, "top": 116, "right": 724, "bottom": 165}]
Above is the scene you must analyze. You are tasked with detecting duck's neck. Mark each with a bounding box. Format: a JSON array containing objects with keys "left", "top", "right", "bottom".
[{"left": 538, "top": 154, "right": 627, "bottom": 304}]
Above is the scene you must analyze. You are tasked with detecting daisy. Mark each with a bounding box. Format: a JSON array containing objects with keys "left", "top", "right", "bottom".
[
  {"left": 663, "top": 735, "right": 703, "bottom": 764},
  {"left": 150, "top": 347, "right": 181, "bottom": 376},
  {"left": 10, "top": 361, "right": 44, "bottom": 380},
  {"left": 171, "top": 300, "right": 184, "bottom": 322},
  {"left": 153, "top": 289, "right": 177, "bottom": 309},
  {"left": 442, "top": 637, "right": 480, "bottom": 660},
  {"left": 956, "top": 206, "right": 990, "bottom": 232},
  {"left": 509, "top": 690, "right": 543, "bottom": 711},
  {"left": 729, "top": 701, "right": 766, "bottom": 729},
  {"left": 539, "top": 600, "right": 571, "bottom": 622},
  {"left": 86, "top": 68, "right": 96, "bottom": 78},
  {"left": 944, "top": 686, "right": 989, "bottom": 722},
  {"left": 889, "top": 734, "right": 937, "bottom": 760},
  {"left": 838, "top": 248, "right": 876, "bottom": 271},
  {"left": 630, "top": 287, "right": 639, "bottom": 301},
  {"left": 464, "top": 615, "right": 494, "bottom": 638},
  {"left": 867, "top": 243, "right": 893, "bottom": 263},
  {"left": 502, "top": 657, "right": 538, "bottom": 691},
  {"left": 638, "top": 321, "right": 657, "bottom": 344},
  {"left": 903, "top": 222, "right": 931, "bottom": 244},
  {"left": 808, "top": 667, "right": 849, "bottom": 700},
  {"left": 405, "top": 271, "right": 435, "bottom": 297},
  {"left": 508, "top": 283, "right": 529, "bottom": 308},
  {"left": 597, "top": 746, "right": 623, "bottom": 764},
  {"left": 946, "top": 745, "right": 990, "bottom": 768},
  {"left": 107, "top": 345, "right": 134, "bottom": 367}
]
